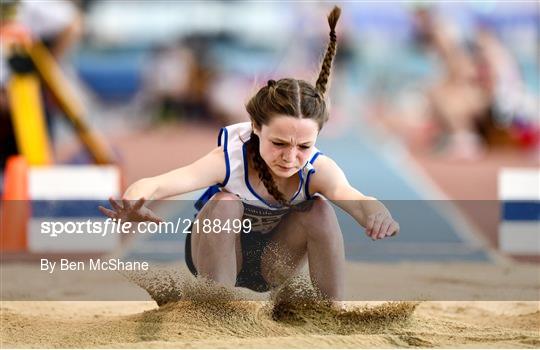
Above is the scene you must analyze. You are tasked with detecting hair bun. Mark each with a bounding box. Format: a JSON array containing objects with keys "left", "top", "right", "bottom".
[{"left": 267, "top": 79, "right": 276, "bottom": 87}]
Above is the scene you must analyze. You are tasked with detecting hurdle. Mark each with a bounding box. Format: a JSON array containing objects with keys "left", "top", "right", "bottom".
[
  {"left": 1, "top": 10, "right": 126, "bottom": 257},
  {"left": 1, "top": 156, "right": 122, "bottom": 256},
  {"left": 498, "top": 168, "right": 540, "bottom": 255}
]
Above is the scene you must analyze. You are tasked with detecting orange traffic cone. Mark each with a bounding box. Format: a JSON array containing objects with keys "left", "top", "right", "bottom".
[{"left": 1, "top": 155, "right": 29, "bottom": 252}]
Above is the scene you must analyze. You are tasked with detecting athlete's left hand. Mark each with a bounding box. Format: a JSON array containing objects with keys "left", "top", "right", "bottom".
[{"left": 365, "top": 211, "right": 400, "bottom": 240}]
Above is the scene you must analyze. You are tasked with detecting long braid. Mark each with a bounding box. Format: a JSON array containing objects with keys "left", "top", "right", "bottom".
[
  {"left": 246, "top": 133, "right": 289, "bottom": 207},
  {"left": 315, "top": 6, "right": 341, "bottom": 96}
]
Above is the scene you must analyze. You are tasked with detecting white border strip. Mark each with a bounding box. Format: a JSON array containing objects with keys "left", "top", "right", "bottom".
[
  {"left": 499, "top": 168, "right": 540, "bottom": 200},
  {"left": 499, "top": 221, "right": 540, "bottom": 254},
  {"left": 29, "top": 166, "right": 120, "bottom": 199}
]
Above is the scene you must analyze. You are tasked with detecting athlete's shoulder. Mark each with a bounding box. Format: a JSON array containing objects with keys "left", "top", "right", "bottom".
[
  {"left": 308, "top": 154, "right": 348, "bottom": 197},
  {"left": 220, "top": 122, "right": 252, "bottom": 144},
  {"left": 311, "top": 154, "right": 343, "bottom": 176},
  {"left": 215, "top": 122, "right": 252, "bottom": 151}
]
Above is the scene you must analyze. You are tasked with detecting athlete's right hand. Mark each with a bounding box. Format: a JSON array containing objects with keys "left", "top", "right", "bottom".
[{"left": 98, "top": 197, "right": 163, "bottom": 223}]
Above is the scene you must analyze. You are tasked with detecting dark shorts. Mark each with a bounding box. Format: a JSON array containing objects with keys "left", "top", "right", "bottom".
[{"left": 185, "top": 225, "right": 277, "bottom": 292}]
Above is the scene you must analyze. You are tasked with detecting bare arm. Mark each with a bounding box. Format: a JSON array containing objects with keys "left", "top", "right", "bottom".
[
  {"left": 99, "top": 146, "right": 226, "bottom": 222},
  {"left": 123, "top": 146, "right": 227, "bottom": 200},
  {"left": 308, "top": 156, "right": 399, "bottom": 239}
]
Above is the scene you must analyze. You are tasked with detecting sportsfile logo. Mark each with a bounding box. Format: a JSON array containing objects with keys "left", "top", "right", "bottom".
[
  {"left": 40, "top": 218, "right": 136, "bottom": 237},
  {"left": 40, "top": 218, "right": 252, "bottom": 237}
]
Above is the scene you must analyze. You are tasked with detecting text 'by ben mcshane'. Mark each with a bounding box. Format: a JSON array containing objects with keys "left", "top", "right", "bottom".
[{"left": 40, "top": 258, "right": 149, "bottom": 273}]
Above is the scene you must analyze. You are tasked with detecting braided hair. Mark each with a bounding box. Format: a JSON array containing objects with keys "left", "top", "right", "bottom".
[
  {"left": 316, "top": 6, "right": 341, "bottom": 96},
  {"left": 245, "top": 6, "right": 341, "bottom": 207}
]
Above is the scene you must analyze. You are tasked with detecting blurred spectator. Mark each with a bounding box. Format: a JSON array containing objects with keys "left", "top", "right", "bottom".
[
  {"left": 141, "top": 42, "right": 198, "bottom": 120},
  {"left": 140, "top": 34, "right": 241, "bottom": 125},
  {"left": 412, "top": 8, "right": 538, "bottom": 160},
  {"left": 473, "top": 27, "right": 538, "bottom": 145},
  {"left": 414, "top": 8, "right": 491, "bottom": 160},
  {"left": 17, "top": 0, "right": 83, "bottom": 60}
]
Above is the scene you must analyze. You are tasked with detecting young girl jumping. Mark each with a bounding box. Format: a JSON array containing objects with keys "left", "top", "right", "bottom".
[{"left": 100, "top": 6, "right": 399, "bottom": 302}]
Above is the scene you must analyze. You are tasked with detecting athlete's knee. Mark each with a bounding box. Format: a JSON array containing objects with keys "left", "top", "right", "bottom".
[
  {"left": 301, "top": 198, "right": 338, "bottom": 240},
  {"left": 202, "top": 191, "right": 243, "bottom": 219},
  {"left": 307, "top": 197, "right": 336, "bottom": 221}
]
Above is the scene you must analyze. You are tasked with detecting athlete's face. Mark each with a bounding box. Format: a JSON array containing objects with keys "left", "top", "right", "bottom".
[{"left": 254, "top": 115, "right": 319, "bottom": 178}]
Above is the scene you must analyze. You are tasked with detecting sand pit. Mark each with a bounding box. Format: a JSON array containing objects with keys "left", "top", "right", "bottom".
[{"left": 1, "top": 261, "right": 539, "bottom": 348}]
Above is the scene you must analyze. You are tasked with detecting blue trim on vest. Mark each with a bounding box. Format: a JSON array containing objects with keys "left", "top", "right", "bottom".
[
  {"left": 502, "top": 201, "right": 540, "bottom": 221},
  {"left": 218, "top": 128, "right": 230, "bottom": 187},
  {"left": 194, "top": 185, "right": 221, "bottom": 211},
  {"left": 241, "top": 142, "right": 303, "bottom": 208},
  {"left": 304, "top": 151, "right": 322, "bottom": 199},
  {"left": 217, "top": 128, "right": 223, "bottom": 146},
  {"left": 310, "top": 151, "right": 322, "bottom": 164},
  {"left": 194, "top": 127, "right": 230, "bottom": 211}
]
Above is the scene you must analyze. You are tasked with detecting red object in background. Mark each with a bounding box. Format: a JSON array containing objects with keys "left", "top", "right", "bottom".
[{"left": 512, "top": 120, "right": 540, "bottom": 149}]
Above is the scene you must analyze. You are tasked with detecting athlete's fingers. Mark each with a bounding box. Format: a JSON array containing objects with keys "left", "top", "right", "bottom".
[
  {"left": 390, "top": 222, "right": 400, "bottom": 236},
  {"left": 367, "top": 228, "right": 376, "bottom": 240},
  {"left": 122, "top": 199, "right": 132, "bottom": 211},
  {"left": 133, "top": 197, "right": 145, "bottom": 211},
  {"left": 366, "top": 228, "right": 375, "bottom": 240},
  {"left": 99, "top": 206, "right": 117, "bottom": 219},
  {"left": 369, "top": 214, "right": 378, "bottom": 239},
  {"left": 365, "top": 215, "right": 375, "bottom": 238},
  {"left": 388, "top": 220, "right": 396, "bottom": 235},
  {"left": 378, "top": 218, "right": 391, "bottom": 239},
  {"left": 371, "top": 214, "right": 384, "bottom": 238},
  {"left": 383, "top": 220, "right": 396, "bottom": 238},
  {"left": 109, "top": 197, "right": 122, "bottom": 211}
]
